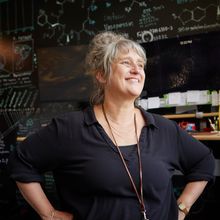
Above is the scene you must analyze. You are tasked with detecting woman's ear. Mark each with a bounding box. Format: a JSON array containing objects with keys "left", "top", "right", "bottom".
[{"left": 96, "top": 72, "right": 106, "bottom": 84}]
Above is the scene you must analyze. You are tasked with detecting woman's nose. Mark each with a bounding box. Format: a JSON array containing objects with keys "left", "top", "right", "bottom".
[{"left": 130, "top": 63, "right": 140, "bottom": 74}]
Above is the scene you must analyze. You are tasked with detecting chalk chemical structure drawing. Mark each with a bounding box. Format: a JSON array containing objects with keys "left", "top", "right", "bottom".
[
  {"left": 172, "top": 4, "right": 219, "bottom": 25},
  {"left": 37, "top": 0, "right": 97, "bottom": 45},
  {"left": 37, "top": 0, "right": 151, "bottom": 46},
  {"left": 125, "top": 0, "right": 147, "bottom": 13}
]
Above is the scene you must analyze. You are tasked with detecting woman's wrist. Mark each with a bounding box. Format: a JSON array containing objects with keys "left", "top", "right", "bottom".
[
  {"left": 50, "top": 209, "right": 56, "bottom": 219},
  {"left": 41, "top": 209, "right": 56, "bottom": 220},
  {"left": 178, "top": 202, "right": 190, "bottom": 216},
  {"left": 41, "top": 209, "right": 74, "bottom": 220}
]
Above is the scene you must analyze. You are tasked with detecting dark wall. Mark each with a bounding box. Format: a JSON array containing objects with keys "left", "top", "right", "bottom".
[{"left": 0, "top": 0, "right": 220, "bottom": 219}]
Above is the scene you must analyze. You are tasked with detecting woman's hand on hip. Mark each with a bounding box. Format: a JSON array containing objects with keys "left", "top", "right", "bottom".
[
  {"left": 43, "top": 209, "right": 74, "bottom": 220},
  {"left": 178, "top": 210, "right": 186, "bottom": 220}
]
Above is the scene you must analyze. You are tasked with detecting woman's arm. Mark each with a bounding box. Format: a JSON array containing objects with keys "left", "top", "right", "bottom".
[
  {"left": 177, "top": 180, "right": 208, "bottom": 220},
  {"left": 16, "top": 181, "right": 73, "bottom": 220}
]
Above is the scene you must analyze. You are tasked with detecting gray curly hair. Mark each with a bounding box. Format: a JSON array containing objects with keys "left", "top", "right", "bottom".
[{"left": 85, "top": 31, "right": 147, "bottom": 105}]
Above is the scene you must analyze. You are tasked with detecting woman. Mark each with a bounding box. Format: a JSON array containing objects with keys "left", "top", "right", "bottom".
[{"left": 8, "top": 31, "right": 215, "bottom": 220}]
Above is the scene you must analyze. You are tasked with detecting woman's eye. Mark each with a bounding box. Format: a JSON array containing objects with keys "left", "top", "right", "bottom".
[
  {"left": 121, "top": 60, "right": 130, "bottom": 65},
  {"left": 138, "top": 63, "right": 144, "bottom": 68}
]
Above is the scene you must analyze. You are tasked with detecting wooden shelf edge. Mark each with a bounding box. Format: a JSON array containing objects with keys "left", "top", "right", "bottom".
[
  {"left": 190, "top": 131, "right": 220, "bottom": 141},
  {"left": 163, "top": 112, "right": 219, "bottom": 119},
  {"left": 192, "top": 133, "right": 220, "bottom": 141}
]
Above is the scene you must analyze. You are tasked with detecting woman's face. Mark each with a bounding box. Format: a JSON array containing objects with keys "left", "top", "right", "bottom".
[{"left": 105, "top": 49, "right": 145, "bottom": 100}]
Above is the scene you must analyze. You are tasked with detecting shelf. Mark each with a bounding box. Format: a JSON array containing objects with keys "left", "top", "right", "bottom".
[
  {"left": 191, "top": 132, "right": 220, "bottom": 141},
  {"left": 162, "top": 110, "right": 220, "bottom": 140},
  {"left": 163, "top": 112, "right": 219, "bottom": 119}
]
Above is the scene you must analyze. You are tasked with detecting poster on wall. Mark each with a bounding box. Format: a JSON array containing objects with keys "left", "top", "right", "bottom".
[{"left": 0, "top": 33, "right": 39, "bottom": 219}]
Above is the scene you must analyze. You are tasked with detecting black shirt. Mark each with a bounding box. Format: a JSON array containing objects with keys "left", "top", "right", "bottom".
[{"left": 8, "top": 106, "right": 215, "bottom": 220}]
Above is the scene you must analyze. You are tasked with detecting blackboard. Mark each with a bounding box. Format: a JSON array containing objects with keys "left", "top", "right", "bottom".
[{"left": 35, "top": 0, "right": 220, "bottom": 46}]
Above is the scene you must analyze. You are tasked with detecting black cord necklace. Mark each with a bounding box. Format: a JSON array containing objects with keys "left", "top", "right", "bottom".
[{"left": 102, "top": 104, "right": 149, "bottom": 220}]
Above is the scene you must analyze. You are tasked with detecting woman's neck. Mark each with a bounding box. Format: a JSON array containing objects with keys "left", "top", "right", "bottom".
[
  {"left": 93, "top": 99, "right": 145, "bottom": 147},
  {"left": 101, "top": 100, "right": 136, "bottom": 124}
]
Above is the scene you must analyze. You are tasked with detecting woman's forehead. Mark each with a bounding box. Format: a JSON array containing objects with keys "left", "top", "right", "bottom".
[{"left": 115, "top": 49, "right": 145, "bottom": 61}]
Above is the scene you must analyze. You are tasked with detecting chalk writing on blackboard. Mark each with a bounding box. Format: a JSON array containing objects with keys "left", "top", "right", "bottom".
[{"left": 36, "top": 0, "right": 220, "bottom": 46}]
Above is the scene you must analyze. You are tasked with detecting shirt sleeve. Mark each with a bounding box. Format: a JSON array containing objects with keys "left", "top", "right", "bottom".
[
  {"left": 174, "top": 122, "right": 215, "bottom": 183},
  {"left": 8, "top": 117, "right": 65, "bottom": 183}
]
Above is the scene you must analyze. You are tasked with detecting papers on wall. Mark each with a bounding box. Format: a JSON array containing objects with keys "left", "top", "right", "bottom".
[
  {"left": 168, "top": 92, "right": 181, "bottom": 105},
  {"left": 138, "top": 99, "right": 148, "bottom": 110},
  {"left": 139, "top": 90, "right": 216, "bottom": 110},
  {"left": 219, "top": 90, "right": 220, "bottom": 105},
  {"left": 211, "top": 91, "right": 219, "bottom": 106},
  {"left": 147, "top": 97, "right": 160, "bottom": 109},
  {"left": 168, "top": 92, "right": 187, "bottom": 106},
  {"left": 186, "top": 90, "right": 210, "bottom": 104},
  {"left": 199, "top": 90, "right": 210, "bottom": 104},
  {"left": 186, "top": 90, "right": 200, "bottom": 103}
]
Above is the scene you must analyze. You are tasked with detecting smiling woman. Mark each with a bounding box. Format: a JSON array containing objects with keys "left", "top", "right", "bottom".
[
  {"left": 85, "top": 31, "right": 146, "bottom": 105},
  {"left": 8, "top": 31, "right": 215, "bottom": 220},
  {"left": 107, "top": 50, "right": 146, "bottom": 100}
]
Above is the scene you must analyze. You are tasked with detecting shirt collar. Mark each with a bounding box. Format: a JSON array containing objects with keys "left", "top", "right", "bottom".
[
  {"left": 83, "top": 105, "right": 158, "bottom": 128},
  {"left": 83, "top": 106, "right": 98, "bottom": 126},
  {"left": 138, "top": 106, "right": 158, "bottom": 129}
]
